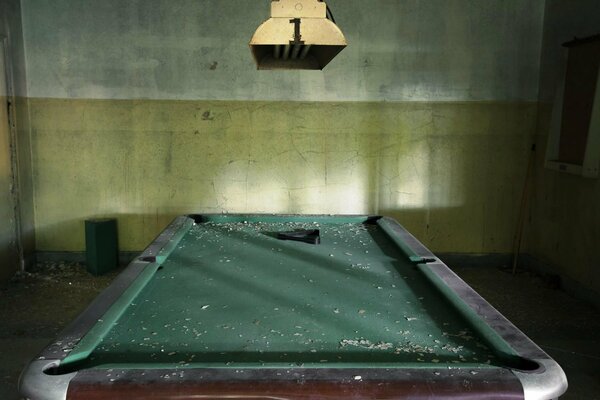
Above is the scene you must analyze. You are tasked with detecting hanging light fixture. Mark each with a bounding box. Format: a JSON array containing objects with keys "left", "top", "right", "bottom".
[{"left": 250, "top": 0, "right": 347, "bottom": 70}]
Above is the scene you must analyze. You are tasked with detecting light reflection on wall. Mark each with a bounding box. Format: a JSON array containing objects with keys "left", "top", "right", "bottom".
[
  {"left": 378, "top": 153, "right": 429, "bottom": 211},
  {"left": 31, "top": 100, "right": 535, "bottom": 253},
  {"left": 215, "top": 155, "right": 369, "bottom": 215},
  {"left": 213, "top": 137, "right": 438, "bottom": 216}
]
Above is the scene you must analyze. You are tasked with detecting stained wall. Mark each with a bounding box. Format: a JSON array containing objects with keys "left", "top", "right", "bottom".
[
  {"left": 20, "top": 0, "right": 545, "bottom": 253},
  {"left": 0, "top": 0, "right": 32, "bottom": 282},
  {"left": 526, "top": 0, "right": 600, "bottom": 303}
]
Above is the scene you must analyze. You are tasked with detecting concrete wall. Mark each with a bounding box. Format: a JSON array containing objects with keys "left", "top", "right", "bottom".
[
  {"left": 20, "top": 0, "right": 545, "bottom": 252},
  {"left": 0, "top": 0, "right": 33, "bottom": 282},
  {"left": 23, "top": 0, "right": 544, "bottom": 102},
  {"left": 29, "top": 99, "right": 537, "bottom": 252},
  {"left": 526, "top": 0, "right": 600, "bottom": 303},
  {"left": 0, "top": 44, "right": 17, "bottom": 282}
]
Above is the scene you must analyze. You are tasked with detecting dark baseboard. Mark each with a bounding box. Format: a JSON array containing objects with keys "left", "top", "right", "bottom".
[
  {"left": 438, "top": 252, "right": 599, "bottom": 310},
  {"left": 518, "top": 253, "right": 600, "bottom": 311},
  {"left": 34, "top": 251, "right": 141, "bottom": 266},
  {"left": 437, "top": 253, "right": 513, "bottom": 269}
]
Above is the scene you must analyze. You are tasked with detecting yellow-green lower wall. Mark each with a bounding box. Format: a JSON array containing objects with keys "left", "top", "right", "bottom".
[
  {"left": 526, "top": 104, "right": 600, "bottom": 300},
  {"left": 30, "top": 99, "right": 537, "bottom": 253}
]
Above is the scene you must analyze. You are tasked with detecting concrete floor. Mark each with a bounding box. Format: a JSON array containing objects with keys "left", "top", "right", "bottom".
[
  {"left": 1, "top": 262, "right": 598, "bottom": 399},
  {"left": 453, "top": 265, "right": 600, "bottom": 399},
  {"left": 0, "top": 263, "right": 121, "bottom": 399}
]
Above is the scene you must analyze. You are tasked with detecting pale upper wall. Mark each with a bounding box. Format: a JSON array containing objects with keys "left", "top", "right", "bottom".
[
  {"left": 0, "top": 0, "right": 27, "bottom": 97},
  {"left": 21, "top": 0, "right": 545, "bottom": 102}
]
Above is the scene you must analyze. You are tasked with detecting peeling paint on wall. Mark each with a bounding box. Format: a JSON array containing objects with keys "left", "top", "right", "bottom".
[
  {"left": 0, "top": 89, "right": 18, "bottom": 282},
  {"left": 18, "top": 0, "right": 546, "bottom": 259},
  {"left": 30, "top": 99, "right": 537, "bottom": 252},
  {"left": 21, "top": 0, "right": 544, "bottom": 102},
  {"left": 527, "top": 0, "right": 600, "bottom": 300},
  {"left": 0, "top": 0, "right": 35, "bottom": 278}
]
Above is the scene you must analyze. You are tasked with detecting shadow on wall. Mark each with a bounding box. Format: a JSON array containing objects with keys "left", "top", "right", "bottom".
[
  {"left": 30, "top": 100, "right": 536, "bottom": 254},
  {"left": 0, "top": 231, "right": 19, "bottom": 282}
]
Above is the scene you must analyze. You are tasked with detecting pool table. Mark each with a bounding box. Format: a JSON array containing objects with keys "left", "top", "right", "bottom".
[{"left": 20, "top": 214, "right": 567, "bottom": 400}]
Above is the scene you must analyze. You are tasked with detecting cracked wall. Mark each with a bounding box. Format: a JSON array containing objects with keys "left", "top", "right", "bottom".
[
  {"left": 0, "top": 67, "right": 17, "bottom": 281},
  {"left": 20, "top": 0, "right": 545, "bottom": 253},
  {"left": 21, "top": 0, "right": 544, "bottom": 102},
  {"left": 30, "top": 100, "right": 537, "bottom": 252},
  {"left": 525, "top": 0, "right": 600, "bottom": 304},
  {"left": 0, "top": 0, "right": 32, "bottom": 281}
]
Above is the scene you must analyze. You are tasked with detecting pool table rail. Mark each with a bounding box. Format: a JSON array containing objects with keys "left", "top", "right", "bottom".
[
  {"left": 24, "top": 365, "right": 534, "bottom": 400},
  {"left": 379, "top": 216, "right": 567, "bottom": 398}
]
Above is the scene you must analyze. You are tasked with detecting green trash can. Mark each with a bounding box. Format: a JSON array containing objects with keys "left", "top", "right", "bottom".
[{"left": 85, "top": 218, "right": 118, "bottom": 276}]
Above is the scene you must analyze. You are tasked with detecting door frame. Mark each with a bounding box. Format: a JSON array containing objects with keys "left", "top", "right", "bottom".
[{"left": 0, "top": 35, "right": 24, "bottom": 271}]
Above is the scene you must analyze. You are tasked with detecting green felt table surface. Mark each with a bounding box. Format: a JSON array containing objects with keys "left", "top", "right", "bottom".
[{"left": 67, "top": 217, "right": 503, "bottom": 369}]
